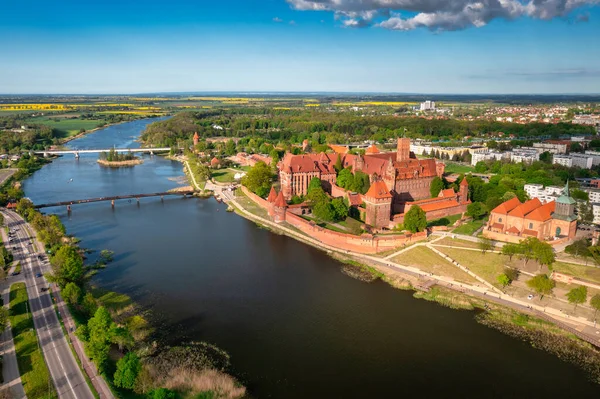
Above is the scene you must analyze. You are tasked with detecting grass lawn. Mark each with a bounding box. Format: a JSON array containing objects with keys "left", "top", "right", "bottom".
[
  {"left": 392, "top": 246, "right": 478, "bottom": 284},
  {"left": 433, "top": 237, "right": 483, "bottom": 250},
  {"left": 9, "top": 283, "right": 57, "bottom": 399},
  {"left": 444, "top": 162, "right": 475, "bottom": 174},
  {"left": 452, "top": 219, "right": 485, "bottom": 235},
  {"left": 427, "top": 213, "right": 462, "bottom": 228},
  {"left": 234, "top": 189, "right": 269, "bottom": 219},
  {"left": 14, "top": 261, "right": 21, "bottom": 273},
  {"left": 552, "top": 261, "right": 600, "bottom": 286},
  {"left": 212, "top": 169, "right": 237, "bottom": 183},
  {"left": 90, "top": 286, "right": 133, "bottom": 316},
  {"left": 435, "top": 247, "right": 506, "bottom": 286},
  {"left": 26, "top": 117, "right": 106, "bottom": 138}
]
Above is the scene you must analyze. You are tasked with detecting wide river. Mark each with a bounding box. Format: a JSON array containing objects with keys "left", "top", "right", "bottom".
[{"left": 23, "top": 119, "right": 599, "bottom": 398}]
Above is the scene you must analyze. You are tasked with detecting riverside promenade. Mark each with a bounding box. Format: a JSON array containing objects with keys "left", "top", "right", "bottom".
[{"left": 219, "top": 188, "right": 600, "bottom": 347}]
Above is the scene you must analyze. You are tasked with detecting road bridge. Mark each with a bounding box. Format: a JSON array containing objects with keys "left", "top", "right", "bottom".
[
  {"left": 33, "top": 147, "right": 171, "bottom": 158},
  {"left": 35, "top": 190, "right": 195, "bottom": 209}
]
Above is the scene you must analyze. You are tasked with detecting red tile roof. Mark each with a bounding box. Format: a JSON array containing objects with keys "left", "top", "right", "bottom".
[
  {"left": 525, "top": 201, "right": 555, "bottom": 222},
  {"left": 522, "top": 229, "right": 538, "bottom": 237},
  {"left": 508, "top": 198, "right": 542, "bottom": 218},
  {"left": 491, "top": 223, "right": 504, "bottom": 230},
  {"left": 274, "top": 191, "right": 287, "bottom": 207},
  {"left": 491, "top": 197, "right": 521, "bottom": 215},
  {"left": 506, "top": 226, "right": 520, "bottom": 234},
  {"left": 193, "top": 132, "right": 199, "bottom": 140},
  {"left": 460, "top": 177, "right": 469, "bottom": 186},
  {"left": 418, "top": 199, "right": 460, "bottom": 213},
  {"left": 364, "top": 181, "right": 392, "bottom": 200},
  {"left": 347, "top": 192, "right": 363, "bottom": 207},
  {"left": 267, "top": 187, "right": 277, "bottom": 203},
  {"left": 439, "top": 189, "right": 456, "bottom": 198},
  {"left": 365, "top": 144, "right": 380, "bottom": 154},
  {"left": 210, "top": 157, "right": 220, "bottom": 166},
  {"left": 329, "top": 144, "right": 349, "bottom": 154}
]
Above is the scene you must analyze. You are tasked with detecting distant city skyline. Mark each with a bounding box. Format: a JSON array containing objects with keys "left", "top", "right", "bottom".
[{"left": 2, "top": 0, "right": 600, "bottom": 94}]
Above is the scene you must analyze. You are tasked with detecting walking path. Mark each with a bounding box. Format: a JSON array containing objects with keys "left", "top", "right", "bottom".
[{"left": 225, "top": 192, "right": 600, "bottom": 346}]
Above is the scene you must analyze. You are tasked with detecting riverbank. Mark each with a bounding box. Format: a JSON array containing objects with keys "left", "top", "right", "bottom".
[
  {"left": 97, "top": 158, "right": 143, "bottom": 168},
  {"left": 222, "top": 185, "right": 600, "bottom": 383}
]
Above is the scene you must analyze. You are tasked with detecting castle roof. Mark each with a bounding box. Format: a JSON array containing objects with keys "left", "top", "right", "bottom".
[
  {"left": 364, "top": 181, "right": 392, "bottom": 200},
  {"left": 274, "top": 191, "right": 287, "bottom": 207},
  {"left": 365, "top": 144, "right": 380, "bottom": 154},
  {"left": 491, "top": 196, "right": 521, "bottom": 215},
  {"left": 460, "top": 177, "right": 469, "bottom": 186},
  {"left": 279, "top": 153, "right": 337, "bottom": 174},
  {"left": 210, "top": 157, "right": 220, "bottom": 166},
  {"left": 439, "top": 189, "right": 456, "bottom": 198},
  {"left": 193, "top": 132, "right": 199, "bottom": 140},
  {"left": 329, "top": 144, "right": 349, "bottom": 154},
  {"left": 267, "top": 187, "right": 277, "bottom": 202}
]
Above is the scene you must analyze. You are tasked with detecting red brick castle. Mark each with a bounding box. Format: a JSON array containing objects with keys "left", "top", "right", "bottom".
[{"left": 277, "top": 138, "right": 469, "bottom": 229}]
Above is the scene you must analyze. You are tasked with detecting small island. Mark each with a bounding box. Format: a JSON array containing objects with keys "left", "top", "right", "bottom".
[{"left": 97, "top": 148, "right": 143, "bottom": 167}]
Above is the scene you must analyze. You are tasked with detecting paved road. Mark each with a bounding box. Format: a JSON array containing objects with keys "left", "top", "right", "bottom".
[{"left": 2, "top": 210, "right": 95, "bottom": 399}]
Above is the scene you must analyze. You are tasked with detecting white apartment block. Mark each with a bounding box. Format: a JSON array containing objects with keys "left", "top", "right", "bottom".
[
  {"left": 585, "top": 150, "right": 600, "bottom": 166},
  {"left": 510, "top": 149, "right": 540, "bottom": 164},
  {"left": 420, "top": 100, "right": 436, "bottom": 111},
  {"left": 584, "top": 189, "right": 600, "bottom": 203},
  {"left": 593, "top": 204, "right": 600, "bottom": 225},
  {"left": 552, "top": 154, "right": 594, "bottom": 169},
  {"left": 410, "top": 144, "right": 486, "bottom": 158},
  {"left": 470, "top": 151, "right": 510, "bottom": 166},
  {"left": 524, "top": 184, "right": 564, "bottom": 203},
  {"left": 532, "top": 142, "right": 568, "bottom": 154}
]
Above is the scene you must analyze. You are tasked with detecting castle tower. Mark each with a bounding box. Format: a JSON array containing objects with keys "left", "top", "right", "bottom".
[
  {"left": 193, "top": 132, "right": 199, "bottom": 146},
  {"left": 363, "top": 181, "right": 392, "bottom": 229},
  {"left": 459, "top": 177, "right": 469, "bottom": 204},
  {"left": 396, "top": 138, "right": 411, "bottom": 162},
  {"left": 272, "top": 191, "right": 287, "bottom": 223}
]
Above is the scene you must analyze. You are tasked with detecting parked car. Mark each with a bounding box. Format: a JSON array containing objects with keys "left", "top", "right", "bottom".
[
  {"left": 35, "top": 273, "right": 42, "bottom": 278},
  {"left": 527, "top": 294, "right": 534, "bottom": 300},
  {"left": 40, "top": 287, "right": 48, "bottom": 292},
  {"left": 11, "top": 271, "right": 19, "bottom": 276}
]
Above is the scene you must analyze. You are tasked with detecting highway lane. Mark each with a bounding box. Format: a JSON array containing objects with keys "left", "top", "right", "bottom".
[{"left": 3, "top": 210, "right": 95, "bottom": 399}]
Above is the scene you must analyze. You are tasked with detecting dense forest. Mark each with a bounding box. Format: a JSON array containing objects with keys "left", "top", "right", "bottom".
[{"left": 141, "top": 109, "right": 595, "bottom": 148}]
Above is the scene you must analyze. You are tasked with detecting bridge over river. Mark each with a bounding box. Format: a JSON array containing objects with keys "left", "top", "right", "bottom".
[
  {"left": 34, "top": 190, "right": 195, "bottom": 209},
  {"left": 34, "top": 147, "right": 171, "bottom": 157}
]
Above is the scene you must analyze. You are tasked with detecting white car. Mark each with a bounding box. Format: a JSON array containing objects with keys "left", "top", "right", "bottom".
[{"left": 527, "top": 294, "right": 534, "bottom": 300}]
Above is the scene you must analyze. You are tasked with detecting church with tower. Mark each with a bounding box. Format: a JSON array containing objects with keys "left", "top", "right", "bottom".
[{"left": 484, "top": 182, "right": 577, "bottom": 243}]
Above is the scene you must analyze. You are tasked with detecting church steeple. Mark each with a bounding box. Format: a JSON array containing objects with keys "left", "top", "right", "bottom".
[{"left": 554, "top": 180, "right": 577, "bottom": 221}]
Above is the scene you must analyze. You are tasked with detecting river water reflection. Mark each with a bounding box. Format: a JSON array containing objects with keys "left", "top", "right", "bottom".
[{"left": 23, "top": 119, "right": 600, "bottom": 398}]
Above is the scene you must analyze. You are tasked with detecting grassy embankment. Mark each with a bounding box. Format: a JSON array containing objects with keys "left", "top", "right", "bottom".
[
  {"left": 25, "top": 116, "right": 107, "bottom": 139},
  {"left": 443, "top": 162, "right": 475, "bottom": 174},
  {"left": 9, "top": 282, "right": 57, "bottom": 399},
  {"left": 452, "top": 219, "right": 485, "bottom": 235}
]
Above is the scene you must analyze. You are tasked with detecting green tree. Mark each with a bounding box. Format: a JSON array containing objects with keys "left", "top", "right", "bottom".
[
  {"left": 430, "top": 176, "right": 445, "bottom": 198},
  {"left": 531, "top": 238, "right": 555, "bottom": 271},
  {"left": 571, "top": 189, "right": 589, "bottom": 201},
  {"left": 479, "top": 237, "right": 493, "bottom": 254},
  {"left": 114, "top": 352, "right": 142, "bottom": 390},
  {"left": 497, "top": 273, "right": 511, "bottom": 288},
  {"left": 566, "top": 286, "right": 587, "bottom": 310},
  {"left": 336, "top": 168, "right": 354, "bottom": 189},
  {"left": 502, "top": 243, "right": 522, "bottom": 262},
  {"left": 50, "top": 245, "right": 84, "bottom": 287},
  {"left": 404, "top": 206, "right": 427, "bottom": 233},
  {"left": 504, "top": 267, "right": 520, "bottom": 282},
  {"left": 351, "top": 171, "right": 371, "bottom": 194},
  {"left": 308, "top": 177, "right": 322, "bottom": 194},
  {"left": 526, "top": 274, "right": 555, "bottom": 300},
  {"left": 466, "top": 202, "right": 487, "bottom": 220},
  {"left": 331, "top": 197, "right": 349, "bottom": 221},
  {"left": 590, "top": 294, "right": 600, "bottom": 320},
  {"left": 86, "top": 307, "right": 114, "bottom": 370},
  {"left": 312, "top": 200, "right": 336, "bottom": 222},
  {"left": 225, "top": 139, "right": 236, "bottom": 156},
  {"left": 62, "top": 282, "right": 82, "bottom": 306},
  {"left": 241, "top": 161, "right": 272, "bottom": 198}
]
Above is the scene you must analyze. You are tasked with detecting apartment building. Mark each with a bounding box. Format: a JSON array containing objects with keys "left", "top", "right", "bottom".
[{"left": 552, "top": 154, "right": 594, "bottom": 169}]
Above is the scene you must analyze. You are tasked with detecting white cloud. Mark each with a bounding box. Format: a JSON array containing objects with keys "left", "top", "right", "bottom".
[
  {"left": 286, "top": 0, "right": 598, "bottom": 31},
  {"left": 273, "top": 17, "right": 284, "bottom": 22}
]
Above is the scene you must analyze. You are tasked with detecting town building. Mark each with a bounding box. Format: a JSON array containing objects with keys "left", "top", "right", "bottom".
[
  {"left": 593, "top": 204, "right": 600, "bottom": 225},
  {"left": 510, "top": 148, "right": 540, "bottom": 164},
  {"left": 484, "top": 183, "right": 577, "bottom": 244},
  {"left": 420, "top": 100, "right": 436, "bottom": 111},
  {"left": 524, "top": 184, "right": 564, "bottom": 203},
  {"left": 532, "top": 142, "right": 568, "bottom": 154},
  {"left": 470, "top": 151, "right": 510, "bottom": 166},
  {"left": 552, "top": 154, "right": 594, "bottom": 169},
  {"left": 584, "top": 188, "right": 600, "bottom": 204},
  {"left": 584, "top": 150, "right": 600, "bottom": 166}
]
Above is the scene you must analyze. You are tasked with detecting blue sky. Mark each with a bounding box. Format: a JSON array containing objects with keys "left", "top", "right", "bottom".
[{"left": 1, "top": 0, "right": 599, "bottom": 94}]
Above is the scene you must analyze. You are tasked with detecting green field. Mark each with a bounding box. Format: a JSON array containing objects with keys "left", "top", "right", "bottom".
[
  {"left": 427, "top": 213, "right": 462, "bottom": 228},
  {"left": 26, "top": 117, "right": 106, "bottom": 138},
  {"left": 9, "top": 283, "right": 57, "bottom": 399},
  {"left": 444, "top": 162, "right": 475, "bottom": 174},
  {"left": 453, "top": 219, "right": 485, "bottom": 235},
  {"left": 212, "top": 168, "right": 238, "bottom": 183}
]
